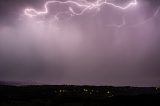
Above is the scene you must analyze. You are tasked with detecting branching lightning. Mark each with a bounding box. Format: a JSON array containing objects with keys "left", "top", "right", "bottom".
[
  {"left": 131, "top": 6, "right": 160, "bottom": 27},
  {"left": 24, "top": 0, "right": 137, "bottom": 17}
]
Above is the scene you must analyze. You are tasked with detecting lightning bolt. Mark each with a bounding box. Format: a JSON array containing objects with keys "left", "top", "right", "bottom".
[
  {"left": 128, "top": 6, "right": 160, "bottom": 27},
  {"left": 24, "top": 0, "right": 137, "bottom": 17}
]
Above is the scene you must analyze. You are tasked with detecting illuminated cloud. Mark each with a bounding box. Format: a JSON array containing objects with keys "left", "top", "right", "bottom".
[{"left": 0, "top": 0, "right": 160, "bottom": 86}]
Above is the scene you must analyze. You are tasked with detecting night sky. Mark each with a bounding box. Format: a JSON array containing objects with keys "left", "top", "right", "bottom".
[{"left": 0, "top": 0, "right": 160, "bottom": 86}]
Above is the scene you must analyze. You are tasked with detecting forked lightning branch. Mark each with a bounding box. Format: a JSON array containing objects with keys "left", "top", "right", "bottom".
[{"left": 24, "top": 0, "right": 137, "bottom": 17}]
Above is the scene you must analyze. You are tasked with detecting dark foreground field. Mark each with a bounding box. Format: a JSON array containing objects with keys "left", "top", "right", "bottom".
[{"left": 0, "top": 85, "right": 160, "bottom": 106}]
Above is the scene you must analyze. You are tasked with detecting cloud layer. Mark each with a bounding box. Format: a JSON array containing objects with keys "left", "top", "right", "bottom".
[{"left": 0, "top": 0, "right": 160, "bottom": 86}]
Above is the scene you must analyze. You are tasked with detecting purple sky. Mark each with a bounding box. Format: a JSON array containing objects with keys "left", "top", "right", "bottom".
[{"left": 0, "top": 0, "right": 160, "bottom": 87}]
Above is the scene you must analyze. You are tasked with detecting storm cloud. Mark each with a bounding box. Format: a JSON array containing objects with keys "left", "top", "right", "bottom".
[{"left": 0, "top": 0, "right": 160, "bottom": 86}]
